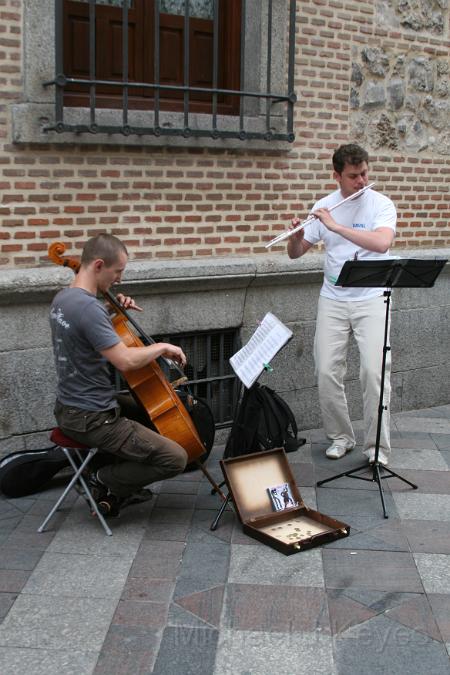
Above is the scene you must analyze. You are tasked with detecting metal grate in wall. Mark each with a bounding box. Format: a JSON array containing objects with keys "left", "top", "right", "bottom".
[{"left": 154, "top": 328, "right": 240, "bottom": 427}]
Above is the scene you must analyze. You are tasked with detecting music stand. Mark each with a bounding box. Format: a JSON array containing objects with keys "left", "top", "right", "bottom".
[
  {"left": 209, "top": 313, "right": 302, "bottom": 531},
  {"left": 316, "top": 257, "right": 447, "bottom": 518}
]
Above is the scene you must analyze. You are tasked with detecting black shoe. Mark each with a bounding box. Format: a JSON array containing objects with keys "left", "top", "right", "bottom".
[
  {"left": 95, "top": 486, "right": 153, "bottom": 518},
  {"left": 121, "top": 488, "right": 153, "bottom": 509},
  {"left": 97, "top": 492, "right": 122, "bottom": 518},
  {"left": 76, "top": 472, "right": 108, "bottom": 502}
]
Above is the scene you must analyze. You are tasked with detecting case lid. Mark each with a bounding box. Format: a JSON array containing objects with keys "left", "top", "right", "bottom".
[{"left": 220, "top": 448, "right": 305, "bottom": 523}]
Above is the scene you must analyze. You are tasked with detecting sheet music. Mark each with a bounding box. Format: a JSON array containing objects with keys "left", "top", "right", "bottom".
[{"left": 230, "top": 312, "right": 293, "bottom": 389}]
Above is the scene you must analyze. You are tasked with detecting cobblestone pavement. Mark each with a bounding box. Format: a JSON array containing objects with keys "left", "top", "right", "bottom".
[{"left": 1, "top": 406, "right": 450, "bottom": 675}]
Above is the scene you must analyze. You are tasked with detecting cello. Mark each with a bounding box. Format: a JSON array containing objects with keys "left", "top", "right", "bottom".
[{"left": 48, "top": 241, "right": 224, "bottom": 497}]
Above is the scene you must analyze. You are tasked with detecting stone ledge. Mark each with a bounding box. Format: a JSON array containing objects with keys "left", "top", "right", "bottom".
[
  {"left": 0, "top": 248, "right": 447, "bottom": 305},
  {"left": 12, "top": 103, "right": 294, "bottom": 152}
]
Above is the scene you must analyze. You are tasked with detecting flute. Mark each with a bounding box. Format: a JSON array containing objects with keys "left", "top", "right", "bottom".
[{"left": 264, "top": 182, "right": 376, "bottom": 249}]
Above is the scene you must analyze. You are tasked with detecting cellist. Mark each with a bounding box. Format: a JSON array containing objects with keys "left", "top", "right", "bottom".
[{"left": 49, "top": 233, "right": 188, "bottom": 518}]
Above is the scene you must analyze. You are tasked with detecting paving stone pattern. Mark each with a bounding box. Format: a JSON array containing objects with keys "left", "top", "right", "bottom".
[{"left": 1, "top": 406, "right": 450, "bottom": 674}]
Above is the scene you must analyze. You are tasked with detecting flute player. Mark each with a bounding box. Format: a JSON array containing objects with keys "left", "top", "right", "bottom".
[{"left": 287, "top": 144, "right": 396, "bottom": 466}]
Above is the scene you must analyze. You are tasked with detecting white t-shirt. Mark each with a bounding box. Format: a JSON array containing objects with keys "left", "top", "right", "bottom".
[{"left": 303, "top": 187, "right": 397, "bottom": 301}]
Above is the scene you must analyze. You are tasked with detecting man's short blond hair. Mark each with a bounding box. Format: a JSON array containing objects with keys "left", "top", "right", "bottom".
[{"left": 81, "top": 234, "right": 128, "bottom": 267}]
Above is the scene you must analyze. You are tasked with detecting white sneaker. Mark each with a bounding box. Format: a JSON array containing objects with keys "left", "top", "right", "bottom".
[
  {"left": 325, "top": 444, "right": 354, "bottom": 459},
  {"left": 368, "top": 455, "right": 388, "bottom": 467},
  {"left": 364, "top": 449, "right": 389, "bottom": 467}
]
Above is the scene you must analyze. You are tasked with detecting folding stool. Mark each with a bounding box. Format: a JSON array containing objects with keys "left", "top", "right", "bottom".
[{"left": 37, "top": 427, "right": 112, "bottom": 536}]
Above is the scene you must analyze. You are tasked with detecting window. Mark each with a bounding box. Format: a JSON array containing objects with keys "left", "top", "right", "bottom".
[
  {"left": 15, "top": 1, "right": 297, "bottom": 146},
  {"left": 63, "top": 0, "right": 241, "bottom": 115}
]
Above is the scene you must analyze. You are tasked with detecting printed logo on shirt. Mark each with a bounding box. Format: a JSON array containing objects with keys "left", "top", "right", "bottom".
[
  {"left": 50, "top": 307, "right": 70, "bottom": 329},
  {"left": 353, "top": 223, "right": 366, "bottom": 229}
]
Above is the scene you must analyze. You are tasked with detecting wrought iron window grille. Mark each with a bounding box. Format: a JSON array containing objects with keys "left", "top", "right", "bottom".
[
  {"left": 152, "top": 328, "right": 240, "bottom": 428},
  {"left": 44, "top": 0, "right": 297, "bottom": 143}
]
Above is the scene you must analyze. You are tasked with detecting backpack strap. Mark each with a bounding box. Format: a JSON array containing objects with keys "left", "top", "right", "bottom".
[
  {"left": 256, "top": 386, "right": 285, "bottom": 448},
  {"left": 268, "top": 388, "right": 298, "bottom": 437},
  {"left": 224, "top": 384, "right": 261, "bottom": 457}
]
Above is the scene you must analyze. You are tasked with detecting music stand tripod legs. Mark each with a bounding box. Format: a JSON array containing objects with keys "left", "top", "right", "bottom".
[{"left": 316, "top": 289, "right": 417, "bottom": 519}]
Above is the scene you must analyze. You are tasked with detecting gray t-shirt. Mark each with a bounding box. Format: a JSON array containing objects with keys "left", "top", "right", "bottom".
[{"left": 50, "top": 287, "right": 121, "bottom": 410}]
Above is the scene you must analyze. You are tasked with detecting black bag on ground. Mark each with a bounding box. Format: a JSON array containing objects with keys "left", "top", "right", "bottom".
[
  {"left": 223, "top": 383, "right": 306, "bottom": 459},
  {"left": 0, "top": 447, "right": 70, "bottom": 498},
  {"left": 176, "top": 391, "right": 216, "bottom": 471}
]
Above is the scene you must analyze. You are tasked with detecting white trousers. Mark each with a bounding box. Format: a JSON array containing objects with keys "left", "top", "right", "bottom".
[{"left": 313, "top": 294, "right": 391, "bottom": 464}]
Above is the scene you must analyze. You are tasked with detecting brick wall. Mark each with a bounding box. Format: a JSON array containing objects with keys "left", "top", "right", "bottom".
[{"left": 1, "top": 0, "right": 449, "bottom": 268}]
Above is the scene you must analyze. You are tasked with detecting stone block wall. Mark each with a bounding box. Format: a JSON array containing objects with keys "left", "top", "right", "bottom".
[{"left": 352, "top": 1, "right": 450, "bottom": 159}]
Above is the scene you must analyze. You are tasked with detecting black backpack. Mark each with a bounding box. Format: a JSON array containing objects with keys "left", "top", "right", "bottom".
[
  {"left": 0, "top": 447, "right": 70, "bottom": 498},
  {"left": 224, "top": 383, "right": 305, "bottom": 459}
]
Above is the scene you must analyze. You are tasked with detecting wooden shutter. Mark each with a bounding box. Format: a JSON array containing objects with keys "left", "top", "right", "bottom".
[{"left": 63, "top": 0, "right": 241, "bottom": 114}]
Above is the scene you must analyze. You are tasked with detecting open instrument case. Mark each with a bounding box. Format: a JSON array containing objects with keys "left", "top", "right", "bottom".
[{"left": 220, "top": 448, "right": 350, "bottom": 555}]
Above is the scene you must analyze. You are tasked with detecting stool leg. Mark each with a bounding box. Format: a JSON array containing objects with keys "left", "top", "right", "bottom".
[
  {"left": 37, "top": 447, "right": 112, "bottom": 536},
  {"left": 37, "top": 447, "right": 93, "bottom": 533},
  {"left": 74, "top": 457, "right": 113, "bottom": 537}
]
